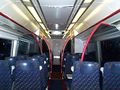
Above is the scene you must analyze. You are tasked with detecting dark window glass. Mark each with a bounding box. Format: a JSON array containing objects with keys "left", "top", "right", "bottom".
[
  {"left": 18, "top": 41, "right": 28, "bottom": 55},
  {"left": 65, "top": 40, "right": 71, "bottom": 53},
  {"left": 0, "top": 38, "right": 11, "bottom": 59},
  {"left": 42, "top": 40, "right": 49, "bottom": 53},
  {"left": 84, "top": 42, "right": 98, "bottom": 62},
  {"left": 101, "top": 37, "right": 120, "bottom": 66}
]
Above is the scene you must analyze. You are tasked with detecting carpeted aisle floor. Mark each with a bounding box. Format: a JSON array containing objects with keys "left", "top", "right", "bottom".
[{"left": 48, "top": 65, "right": 67, "bottom": 90}]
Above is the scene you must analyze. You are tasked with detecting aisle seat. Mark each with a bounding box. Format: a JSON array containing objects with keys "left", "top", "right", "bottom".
[
  {"left": 0, "top": 60, "right": 12, "bottom": 90},
  {"left": 71, "top": 61, "right": 100, "bottom": 90},
  {"left": 103, "top": 62, "right": 120, "bottom": 90},
  {"left": 13, "top": 60, "right": 42, "bottom": 90}
]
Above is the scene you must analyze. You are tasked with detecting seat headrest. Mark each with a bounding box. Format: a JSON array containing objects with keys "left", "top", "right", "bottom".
[
  {"left": 15, "top": 60, "right": 38, "bottom": 71},
  {"left": 6, "top": 57, "right": 16, "bottom": 65},
  {"left": 105, "top": 62, "right": 120, "bottom": 74},
  {"left": 74, "top": 61, "right": 99, "bottom": 74}
]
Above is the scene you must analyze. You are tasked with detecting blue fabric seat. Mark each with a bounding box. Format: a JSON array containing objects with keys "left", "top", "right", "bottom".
[
  {"left": 30, "top": 56, "right": 48, "bottom": 89},
  {"left": 71, "top": 61, "right": 100, "bottom": 90},
  {"left": 15, "top": 55, "right": 28, "bottom": 60},
  {"left": 6, "top": 57, "right": 17, "bottom": 81},
  {"left": 13, "top": 60, "right": 42, "bottom": 90},
  {"left": 0, "top": 60, "right": 12, "bottom": 90},
  {"left": 64, "top": 54, "right": 72, "bottom": 74},
  {"left": 103, "top": 62, "right": 120, "bottom": 90},
  {"left": 6, "top": 57, "right": 17, "bottom": 66},
  {"left": 64, "top": 53, "right": 81, "bottom": 75}
]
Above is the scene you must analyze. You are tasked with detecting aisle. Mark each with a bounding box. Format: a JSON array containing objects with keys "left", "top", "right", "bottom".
[{"left": 48, "top": 65, "right": 67, "bottom": 90}]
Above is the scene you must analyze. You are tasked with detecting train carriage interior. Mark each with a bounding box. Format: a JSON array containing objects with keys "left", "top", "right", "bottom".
[{"left": 0, "top": 0, "right": 119, "bottom": 90}]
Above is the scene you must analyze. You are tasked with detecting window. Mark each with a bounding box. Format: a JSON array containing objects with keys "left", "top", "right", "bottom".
[
  {"left": 0, "top": 38, "right": 12, "bottom": 59},
  {"left": 65, "top": 40, "right": 72, "bottom": 53},
  {"left": 84, "top": 42, "right": 98, "bottom": 62},
  {"left": 42, "top": 40, "right": 49, "bottom": 53},
  {"left": 18, "top": 41, "right": 29, "bottom": 55},
  {"left": 101, "top": 37, "right": 120, "bottom": 66}
]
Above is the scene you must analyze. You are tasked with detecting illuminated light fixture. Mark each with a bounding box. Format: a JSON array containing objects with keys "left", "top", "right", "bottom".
[
  {"left": 62, "top": 35, "right": 65, "bottom": 38},
  {"left": 72, "top": 8, "right": 86, "bottom": 23},
  {"left": 35, "top": 30, "right": 40, "bottom": 36},
  {"left": 68, "top": 24, "right": 74, "bottom": 30},
  {"left": 31, "top": 22, "right": 38, "bottom": 29},
  {"left": 75, "top": 23, "right": 83, "bottom": 30},
  {"left": 64, "top": 30, "right": 69, "bottom": 35},
  {"left": 74, "top": 30, "right": 79, "bottom": 36},
  {"left": 84, "top": 0, "right": 93, "bottom": 3},
  {"left": 48, "top": 34, "right": 51, "bottom": 38},
  {"left": 23, "top": 0, "right": 30, "bottom": 2},
  {"left": 84, "top": 0, "right": 110, "bottom": 22},
  {"left": 40, "top": 23, "right": 46, "bottom": 30},
  {"left": 27, "top": 6, "right": 42, "bottom": 22},
  {"left": 52, "top": 31, "right": 62, "bottom": 35},
  {"left": 55, "top": 24, "right": 59, "bottom": 29},
  {"left": 12, "top": 4, "right": 29, "bottom": 21}
]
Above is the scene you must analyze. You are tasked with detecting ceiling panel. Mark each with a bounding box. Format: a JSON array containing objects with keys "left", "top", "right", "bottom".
[
  {"left": 38, "top": 0, "right": 76, "bottom": 30},
  {"left": 38, "top": 0, "right": 76, "bottom": 6}
]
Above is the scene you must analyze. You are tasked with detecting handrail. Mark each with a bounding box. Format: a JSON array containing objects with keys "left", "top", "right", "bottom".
[
  {"left": 80, "top": 23, "right": 109, "bottom": 62},
  {"left": 60, "top": 36, "right": 72, "bottom": 73},
  {"left": 0, "top": 12, "right": 43, "bottom": 54},
  {"left": 42, "top": 37, "right": 53, "bottom": 76},
  {"left": 80, "top": 9, "right": 120, "bottom": 62}
]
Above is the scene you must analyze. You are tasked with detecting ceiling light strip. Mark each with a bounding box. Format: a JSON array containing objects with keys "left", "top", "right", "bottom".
[
  {"left": 72, "top": 0, "right": 93, "bottom": 23},
  {"left": 68, "top": 24, "right": 74, "bottom": 30},
  {"left": 84, "top": 0, "right": 93, "bottom": 3},
  {"left": 72, "top": 8, "right": 86, "bottom": 23},
  {"left": 23, "top": 0, "right": 30, "bottom": 2},
  {"left": 27, "top": 6, "right": 42, "bottom": 22},
  {"left": 40, "top": 23, "right": 46, "bottom": 30}
]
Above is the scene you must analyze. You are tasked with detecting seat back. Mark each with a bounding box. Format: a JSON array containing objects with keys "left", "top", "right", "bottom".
[
  {"left": 64, "top": 54, "right": 73, "bottom": 74},
  {"left": 64, "top": 53, "right": 81, "bottom": 74},
  {"left": 13, "top": 60, "right": 42, "bottom": 90},
  {"left": 71, "top": 61, "right": 100, "bottom": 90},
  {"left": 29, "top": 56, "right": 48, "bottom": 88},
  {"left": 103, "top": 62, "right": 120, "bottom": 90},
  {"left": 0, "top": 60, "right": 12, "bottom": 90},
  {"left": 15, "top": 55, "right": 27, "bottom": 60},
  {"left": 6, "top": 57, "right": 16, "bottom": 66}
]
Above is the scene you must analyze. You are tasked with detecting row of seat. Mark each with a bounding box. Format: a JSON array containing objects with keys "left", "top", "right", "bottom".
[
  {"left": 71, "top": 61, "right": 120, "bottom": 90},
  {"left": 63, "top": 53, "right": 120, "bottom": 90},
  {"left": 0, "top": 54, "right": 49, "bottom": 90},
  {"left": 63, "top": 53, "right": 81, "bottom": 76}
]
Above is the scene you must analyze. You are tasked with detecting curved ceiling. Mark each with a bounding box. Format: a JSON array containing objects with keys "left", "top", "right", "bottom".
[{"left": 0, "top": 0, "right": 119, "bottom": 39}]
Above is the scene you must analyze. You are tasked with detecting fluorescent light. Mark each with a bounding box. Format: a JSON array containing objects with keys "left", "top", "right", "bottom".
[
  {"left": 68, "top": 24, "right": 74, "bottom": 30},
  {"left": 31, "top": 22, "right": 38, "bottom": 29},
  {"left": 72, "top": 8, "right": 86, "bottom": 23},
  {"left": 27, "top": 6, "right": 42, "bottom": 22},
  {"left": 84, "top": 0, "right": 93, "bottom": 3},
  {"left": 62, "top": 35, "right": 65, "bottom": 38},
  {"left": 64, "top": 30, "right": 69, "bottom": 35},
  {"left": 12, "top": 4, "right": 29, "bottom": 21},
  {"left": 54, "top": 56, "right": 60, "bottom": 59},
  {"left": 75, "top": 23, "right": 83, "bottom": 30},
  {"left": 48, "top": 34, "right": 51, "bottom": 38},
  {"left": 84, "top": 0, "right": 110, "bottom": 22},
  {"left": 55, "top": 24, "right": 59, "bottom": 29},
  {"left": 52, "top": 31, "right": 62, "bottom": 35},
  {"left": 35, "top": 30, "right": 40, "bottom": 36},
  {"left": 23, "top": 0, "right": 30, "bottom": 2},
  {"left": 74, "top": 30, "right": 79, "bottom": 36},
  {"left": 40, "top": 23, "right": 46, "bottom": 30}
]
